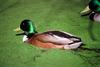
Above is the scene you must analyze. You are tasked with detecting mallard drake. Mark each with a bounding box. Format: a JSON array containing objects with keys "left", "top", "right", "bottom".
[
  {"left": 81, "top": 0, "right": 100, "bottom": 16},
  {"left": 14, "top": 19, "right": 84, "bottom": 49}
]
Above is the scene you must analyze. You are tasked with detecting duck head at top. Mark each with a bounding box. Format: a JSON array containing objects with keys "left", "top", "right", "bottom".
[
  {"left": 17, "top": 19, "right": 37, "bottom": 38},
  {"left": 14, "top": 19, "right": 84, "bottom": 50}
]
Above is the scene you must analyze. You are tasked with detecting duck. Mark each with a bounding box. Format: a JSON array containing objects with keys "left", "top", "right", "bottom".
[
  {"left": 80, "top": 0, "right": 100, "bottom": 17},
  {"left": 14, "top": 19, "right": 84, "bottom": 50}
]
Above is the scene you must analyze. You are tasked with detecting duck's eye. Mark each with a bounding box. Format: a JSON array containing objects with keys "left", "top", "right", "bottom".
[{"left": 20, "top": 22, "right": 29, "bottom": 31}]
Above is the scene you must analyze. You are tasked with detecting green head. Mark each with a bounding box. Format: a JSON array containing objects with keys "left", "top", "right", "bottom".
[
  {"left": 20, "top": 19, "right": 37, "bottom": 34},
  {"left": 89, "top": 0, "right": 100, "bottom": 12},
  {"left": 94, "top": 0, "right": 100, "bottom": 11}
]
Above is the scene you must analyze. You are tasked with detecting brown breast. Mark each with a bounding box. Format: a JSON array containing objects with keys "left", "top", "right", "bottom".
[{"left": 27, "top": 35, "right": 64, "bottom": 49}]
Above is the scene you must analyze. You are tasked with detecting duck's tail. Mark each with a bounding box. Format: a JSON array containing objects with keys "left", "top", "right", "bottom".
[{"left": 64, "top": 42, "right": 83, "bottom": 50}]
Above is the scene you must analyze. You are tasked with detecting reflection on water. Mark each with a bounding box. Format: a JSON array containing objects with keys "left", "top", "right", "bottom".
[
  {"left": 87, "top": 20, "right": 97, "bottom": 41},
  {"left": 73, "top": 48, "right": 100, "bottom": 67},
  {"left": 32, "top": 47, "right": 100, "bottom": 67}
]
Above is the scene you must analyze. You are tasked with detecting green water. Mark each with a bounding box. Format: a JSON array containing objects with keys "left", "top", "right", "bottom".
[{"left": 0, "top": 0, "right": 100, "bottom": 67}]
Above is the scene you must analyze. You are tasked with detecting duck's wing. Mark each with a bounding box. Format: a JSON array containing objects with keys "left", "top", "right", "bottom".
[{"left": 37, "top": 31, "right": 82, "bottom": 45}]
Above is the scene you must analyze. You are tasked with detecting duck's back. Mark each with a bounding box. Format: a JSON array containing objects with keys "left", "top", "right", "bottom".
[{"left": 42, "top": 31, "right": 81, "bottom": 41}]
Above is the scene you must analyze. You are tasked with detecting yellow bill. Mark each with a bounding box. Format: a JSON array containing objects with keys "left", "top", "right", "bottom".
[
  {"left": 13, "top": 27, "right": 21, "bottom": 32},
  {"left": 80, "top": 6, "right": 92, "bottom": 15}
]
